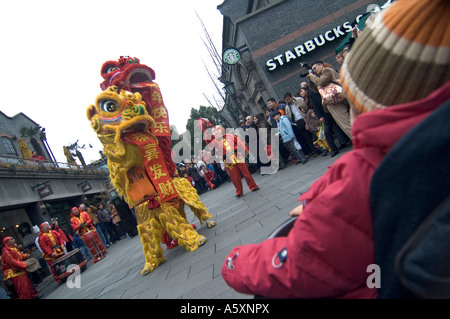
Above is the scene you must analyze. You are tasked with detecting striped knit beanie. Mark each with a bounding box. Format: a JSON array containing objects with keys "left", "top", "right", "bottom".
[{"left": 341, "top": 0, "right": 450, "bottom": 114}]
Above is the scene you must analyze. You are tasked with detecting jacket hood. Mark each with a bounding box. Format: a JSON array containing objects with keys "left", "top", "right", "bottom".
[{"left": 351, "top": 81, "right": 450, "bottom": 155}]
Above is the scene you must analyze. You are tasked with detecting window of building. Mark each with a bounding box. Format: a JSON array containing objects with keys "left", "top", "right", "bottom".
[
  {"left": 247, "top": 0, "right": 272, "bottom": 14},
  {"left": 1, "top": 137, "right": 17, "bottom": 155}
]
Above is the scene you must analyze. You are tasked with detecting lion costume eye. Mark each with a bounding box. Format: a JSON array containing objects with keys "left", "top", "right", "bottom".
[
  {"left": 100, "top": 100, "right": 119, "bottom": 113},
  {"left": 106, "top": 66, "right": 118, "bottom": 73}
]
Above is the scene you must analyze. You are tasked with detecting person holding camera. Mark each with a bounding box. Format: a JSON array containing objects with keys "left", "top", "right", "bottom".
[
  {"left": 305, "top": 62, "right": 352, "bottom": 140},
  {"left": 299, "top": 81, "right": 350, "bottom": 157}
]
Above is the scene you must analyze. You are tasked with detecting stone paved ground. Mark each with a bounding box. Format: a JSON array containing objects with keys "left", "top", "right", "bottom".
[{"left": 40, "top": 149, "right": 349, "bottom": 299}]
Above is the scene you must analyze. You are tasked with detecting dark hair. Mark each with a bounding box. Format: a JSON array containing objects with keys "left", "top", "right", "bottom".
[
  {"left": 311, "top": 61, "right": 324, "bottom": 67},
  {"left": 284, "top": 92, "right": 293, "bottom": 99},
  {"left": 301, "top": 86, "right": 313, "bottom": 109},
  {"left": 300, "top": 85, "right": 309, "bottom": 91},
  {"left": 254, "top": 113, "right": 269, "bottom": 127},
  {"left": 273, "top": 111, "right": 281, "bottom": 117},
  {"left": 267, "top": 97, "right": 276, "bottom": 103}
]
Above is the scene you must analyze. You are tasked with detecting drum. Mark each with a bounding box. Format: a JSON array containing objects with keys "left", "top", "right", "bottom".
[
  {"left": 83, "top": 231, "right": 106, "bottom": 260},
  {"left": 25, "top": 258, "right": 40, "bottom": 273},
  {"left": 52, "top": 248, "right": 87, "bottom": 281}
]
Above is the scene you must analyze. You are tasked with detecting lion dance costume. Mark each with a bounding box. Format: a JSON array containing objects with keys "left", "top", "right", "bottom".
[{"left": 87, "top": 56, "right": 216, "bottom": 274}]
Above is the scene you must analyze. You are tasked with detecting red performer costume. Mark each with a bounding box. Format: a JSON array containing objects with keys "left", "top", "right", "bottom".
[
  {"left": 209, "top": 125, "right": 259, "bottom": 197},
  {"left": 1, "top": 237, "right": 37, "bottom": 299},
  {"left": 70, "top": 207, "right": 106, "bottom": 263},
  {"left": 38, "top": 223, "right": 65, "bottom": 282}
]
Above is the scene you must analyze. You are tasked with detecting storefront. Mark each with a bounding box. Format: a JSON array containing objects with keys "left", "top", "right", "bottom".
[
  {"left": 0, "top": 168, "right": 111, "bottom": 246},
  {"left": 217, "top": 0, "right": 390, "bottom": 124}
]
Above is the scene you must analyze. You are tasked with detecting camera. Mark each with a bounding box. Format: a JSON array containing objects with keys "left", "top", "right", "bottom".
[
  {"left": 299, "top": 62, "right": 311, "bottom": 69},
  {"left": 300, "top": 72, "right": 310, "bottom": 78}
]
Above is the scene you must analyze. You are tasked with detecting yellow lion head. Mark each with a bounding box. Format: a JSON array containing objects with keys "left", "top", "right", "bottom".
[
  {"left": 87, "top": 87, "right": 159, "bottom": 199},
  {"left": 87, "top": 86, "right": 155, "bottom": 136}
]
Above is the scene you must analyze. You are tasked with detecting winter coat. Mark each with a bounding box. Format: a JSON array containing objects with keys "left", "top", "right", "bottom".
[
  {"left": 369, "top": 82, "right": 450, "bottom": 298},
  {"left": 202, "top": 169, "right": 216, "bottom": 183},
  {"left": 305, "top": 109, "right": 321, "bottom": 134},
  {"left": 285, "top": 97, "right": 308, "bottom": 124},
  {"left": 256, "top": 120, "right": 272, "bottom": 146},
  {"left": 186, "top": 164, "right": 203, "bottom": 182},
  {"left": 96, "top": 208, "right": 112, "bottom": 223},
  {"left": 110, "top": 206, "right": 121, "bottom": 224},
  {"left": 276, "top": 115, "right": 296, "bottom": 143},
  {"left": 221, "top": 82, "right": 450, "bottom": 299}
]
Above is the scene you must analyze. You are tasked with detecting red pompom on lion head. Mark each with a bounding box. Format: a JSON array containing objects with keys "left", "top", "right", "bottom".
[{"left": 99, "top": 56, "right": 155, "bottom": 91}]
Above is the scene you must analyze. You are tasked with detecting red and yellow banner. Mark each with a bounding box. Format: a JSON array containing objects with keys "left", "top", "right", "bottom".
[
  {"left": 122, "top": 132, "right": 178, "bottom": 205},
  {"left": 131, "top": 82, "right": 171, "bottom": 137}
]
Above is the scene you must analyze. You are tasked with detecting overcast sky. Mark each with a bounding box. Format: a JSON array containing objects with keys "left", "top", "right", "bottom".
[{"left": 0, "top": 0, "right": 224, "bottom": 163}]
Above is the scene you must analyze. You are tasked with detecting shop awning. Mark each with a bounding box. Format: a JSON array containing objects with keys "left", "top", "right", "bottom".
[
  {"left": 335, "top": 0, "right": 395, "bottom": 53},
  {"left": 335, "top": 12, "right": 371, "bottom": 53}
]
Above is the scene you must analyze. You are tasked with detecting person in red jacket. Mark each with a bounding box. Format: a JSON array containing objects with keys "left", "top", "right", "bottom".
[
  {"left": 209, "top": 125, "right": 259, "bottom": 198},
  {"left": 38, "top": 222, "right": 65, "bottom": 282},
  {"left": 30, "top": 151, "right": 45, "bottom": 161},
  {"left": 1, "top": 237, "right": 37, "bottom": 299},
  {"left": 200, "top": 166, "right": 216, "bottom": 190},
  {"left": 70, "top": 207, "right": 106, "bottom": 263},
  {"left": 221, "top": 0, "right": 450, "bottom": 298}
]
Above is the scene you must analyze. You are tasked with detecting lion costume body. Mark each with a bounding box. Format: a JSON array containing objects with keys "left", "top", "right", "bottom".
[{"left": 87, "top": 57, "right": 215, "bottom": 274}]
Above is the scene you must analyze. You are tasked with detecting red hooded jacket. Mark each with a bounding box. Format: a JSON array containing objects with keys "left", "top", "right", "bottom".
[{"left": 221, "top": 82, "right": 450, "bottom": 299}]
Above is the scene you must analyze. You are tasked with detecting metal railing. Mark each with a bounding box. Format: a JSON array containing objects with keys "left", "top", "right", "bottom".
[{"left": 0, "top": 154, "right": 108, "bottom": 175}]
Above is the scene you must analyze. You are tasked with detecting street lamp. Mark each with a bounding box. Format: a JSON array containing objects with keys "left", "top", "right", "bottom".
[
  {"left": 224, "top": 81, "right": 236, "bottom": 97},
  {"left": 224, "top": 81, "right": 244, "bottom": 123}
]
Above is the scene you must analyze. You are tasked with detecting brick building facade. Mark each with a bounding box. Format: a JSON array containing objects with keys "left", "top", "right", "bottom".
[{"left": 217, "top": 0, "right": 387, "bottom": 126}]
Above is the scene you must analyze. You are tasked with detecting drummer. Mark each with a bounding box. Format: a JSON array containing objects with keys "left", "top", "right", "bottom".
[
  {"left": 1, "top": 236, "right": 38, "bottom": 299},
  {"left": 70, "top": 207, "right": 106, "bottom": 263},
  {"left": 38, "top": 222, "right": 65, "bottom": 283}
]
